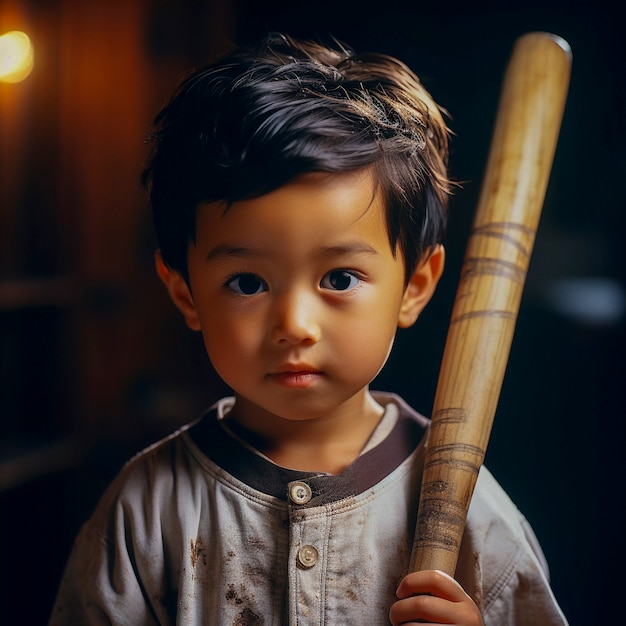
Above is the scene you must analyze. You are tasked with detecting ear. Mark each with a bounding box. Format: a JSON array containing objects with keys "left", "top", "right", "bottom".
[
  {"left": 155, "top": 250, "right": 201, "bottom": 331},
  {"left": 398, "top": 244, "right": 445, "bottom": 329}
]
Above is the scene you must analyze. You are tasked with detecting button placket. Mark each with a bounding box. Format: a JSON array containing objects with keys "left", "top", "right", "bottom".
[
  {"left": 288, "top": 482, "right": 320, "bottom": 570},
  {"left": 287, "top": 494, "right": 329, "bottom": 623}
]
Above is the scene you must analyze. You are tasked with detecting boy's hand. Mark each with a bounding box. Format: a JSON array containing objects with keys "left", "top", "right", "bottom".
[{"left": 389, "top": 569, "right": 484, "bottom": 625}]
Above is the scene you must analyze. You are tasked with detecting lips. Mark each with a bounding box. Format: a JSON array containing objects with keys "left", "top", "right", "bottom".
[{"left": 268, "top": 365, "right": 323, "bottom": 388}]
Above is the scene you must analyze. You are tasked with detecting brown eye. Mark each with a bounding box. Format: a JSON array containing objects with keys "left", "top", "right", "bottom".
[
  {"left": 321, "top": 270, "right": 360, "bottom": 291},
  {"left": 226, "top": 273, "right": 267, "bottom": 295}
]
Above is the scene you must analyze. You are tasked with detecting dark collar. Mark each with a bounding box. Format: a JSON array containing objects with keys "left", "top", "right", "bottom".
[{"left": 187, "top": 393, "right": 428, "bottom": 505}]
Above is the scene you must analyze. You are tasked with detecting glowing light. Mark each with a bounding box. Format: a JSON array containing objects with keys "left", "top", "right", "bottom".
[
  {"left": 546, "top": 278, "right": 625, "bottom": 326},
  {"left": 0, "top": 31, "right": 34, "bottom": 83}
]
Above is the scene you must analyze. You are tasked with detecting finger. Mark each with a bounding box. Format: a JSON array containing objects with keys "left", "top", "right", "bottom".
[
  {"left": 396, "top": 569, "right": 469, "bottom": 602},
  {"left": 389, "top": 593, "right": 458, "bottom": 625}
]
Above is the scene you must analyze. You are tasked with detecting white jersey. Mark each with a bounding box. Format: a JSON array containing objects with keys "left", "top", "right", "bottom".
[{"left": 50, "top": 393, "right": 568, "bottom": 625}]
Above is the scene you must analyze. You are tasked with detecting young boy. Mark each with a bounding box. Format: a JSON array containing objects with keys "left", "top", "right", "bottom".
[{"left": 50, "top": 33, "right": 568, "bottom": 625}]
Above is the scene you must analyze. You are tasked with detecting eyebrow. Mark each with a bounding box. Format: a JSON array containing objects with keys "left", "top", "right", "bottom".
[
  {"left": 206, "top": 242, "right": 379, "bottom": 262},
  {"left": 206, "top": 245, "right": 259, "bottom": 261},
  {"left": 315, "top": 243, "right": 379, "bottom": 258}
]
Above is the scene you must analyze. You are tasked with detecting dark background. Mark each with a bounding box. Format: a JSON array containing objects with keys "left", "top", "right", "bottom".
[{"left": 1, "top": 0, "right": 624, "bottom": 623}]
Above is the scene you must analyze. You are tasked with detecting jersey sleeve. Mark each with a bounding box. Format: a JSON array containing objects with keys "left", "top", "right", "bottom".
[{"left": 48, "top": 452, "right": 178, "bottom": 625}]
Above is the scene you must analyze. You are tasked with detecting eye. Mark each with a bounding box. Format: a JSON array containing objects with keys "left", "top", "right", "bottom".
[
  {"left": 225, "top": 273, "right": 268, "bottom": 296},
  {"left": 320, "top": 270, "right": 361, "bottom": 292}
]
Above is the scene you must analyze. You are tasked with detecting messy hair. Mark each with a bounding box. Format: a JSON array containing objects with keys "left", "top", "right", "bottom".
[{"left": 142, "top": 33, "right": 452, "bottom": 281}]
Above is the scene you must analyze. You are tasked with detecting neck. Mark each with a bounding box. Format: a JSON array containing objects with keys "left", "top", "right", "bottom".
[{"left": 225, "top": 391, "right": 384, "bottom": 474}]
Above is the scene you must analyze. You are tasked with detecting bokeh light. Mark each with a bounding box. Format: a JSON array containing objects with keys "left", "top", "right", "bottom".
[{"left": 0, "top": 31, "right": 34, "bottom": 83}]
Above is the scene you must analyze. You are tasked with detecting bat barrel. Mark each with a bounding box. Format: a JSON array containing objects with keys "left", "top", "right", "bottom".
[{"left": 410, "top": 32, "right": 572, "bottom": 576}]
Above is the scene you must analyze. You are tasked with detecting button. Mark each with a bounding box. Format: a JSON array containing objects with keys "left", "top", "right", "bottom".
[
  {"left": 297, "top": 545, "right": 318, "bottom": 568},
  {"left": 289, "top": 481, "right": 312, "bottom": 505}
]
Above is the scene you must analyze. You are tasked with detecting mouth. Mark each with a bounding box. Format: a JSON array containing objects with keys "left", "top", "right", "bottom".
[{"left": 267, "top": 365, "right": 323, "bottom": 388}]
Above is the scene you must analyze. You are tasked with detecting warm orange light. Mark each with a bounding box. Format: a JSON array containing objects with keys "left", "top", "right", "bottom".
[{"left": 0, "top": 30, "right": 34, "bottom": 83}]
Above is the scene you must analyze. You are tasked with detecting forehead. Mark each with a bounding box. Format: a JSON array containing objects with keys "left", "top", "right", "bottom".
[{"left": 193, "top": 169, "right": 392, "bottom": 256}]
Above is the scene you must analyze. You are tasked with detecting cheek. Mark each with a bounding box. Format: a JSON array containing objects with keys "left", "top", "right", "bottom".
[
  {"left": 200, "top": 309, "right": 261, "bottom": 373},
  {"left": 332, "top": 311, "right": 398, "bottom": 378}
]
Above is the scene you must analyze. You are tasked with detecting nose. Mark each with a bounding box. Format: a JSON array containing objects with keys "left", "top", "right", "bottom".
[{"left": 270, "top": 289, "right": 321, "bottom": 345}]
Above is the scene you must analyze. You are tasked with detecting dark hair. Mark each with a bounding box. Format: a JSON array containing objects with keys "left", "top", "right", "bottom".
[{"left": 142, "top": 33, "right": 452, "bottom": 282}]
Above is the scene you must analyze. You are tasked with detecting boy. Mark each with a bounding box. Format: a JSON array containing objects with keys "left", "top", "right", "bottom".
[{"left": 50, "top": 33, "right": 568, "bottom": 624}]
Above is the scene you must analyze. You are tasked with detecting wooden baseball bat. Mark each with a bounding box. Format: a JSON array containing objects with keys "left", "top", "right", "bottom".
[{"left": 410, "top": 32, "right": 572, "bottom": 576}]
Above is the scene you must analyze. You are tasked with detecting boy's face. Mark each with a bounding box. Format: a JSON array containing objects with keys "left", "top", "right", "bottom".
[{"left": 159, "top": 168, "right": 443, "bottom": 426}]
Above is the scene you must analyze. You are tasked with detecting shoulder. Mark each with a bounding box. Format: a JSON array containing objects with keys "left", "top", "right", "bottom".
[
  {"left": 465, "top": 467, "right": 533, "bottom": 540},
  {"left": 457, "top": 467, "right": 568, "bottom": 624},
  {"left": 461, "top": 467, "right": 548, "bottom": 571},
  {"left": 84, "top": 416, "right": 213, "bottom": 537},
  {"left": 49, "top": 418, "right": 211, "bottom": 625}
]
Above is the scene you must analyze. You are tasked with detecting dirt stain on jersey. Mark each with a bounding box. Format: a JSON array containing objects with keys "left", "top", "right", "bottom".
[
  {"left": 189, "top": 536, "right": 207, "bottom": 568},
  {"left": 226, "top": 584, "right": 264, "bottom": 625}
]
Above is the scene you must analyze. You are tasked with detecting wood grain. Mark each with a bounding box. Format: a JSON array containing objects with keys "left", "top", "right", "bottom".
[{"left": 410, "top": 32, "right": 572, "bottom": 576}]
